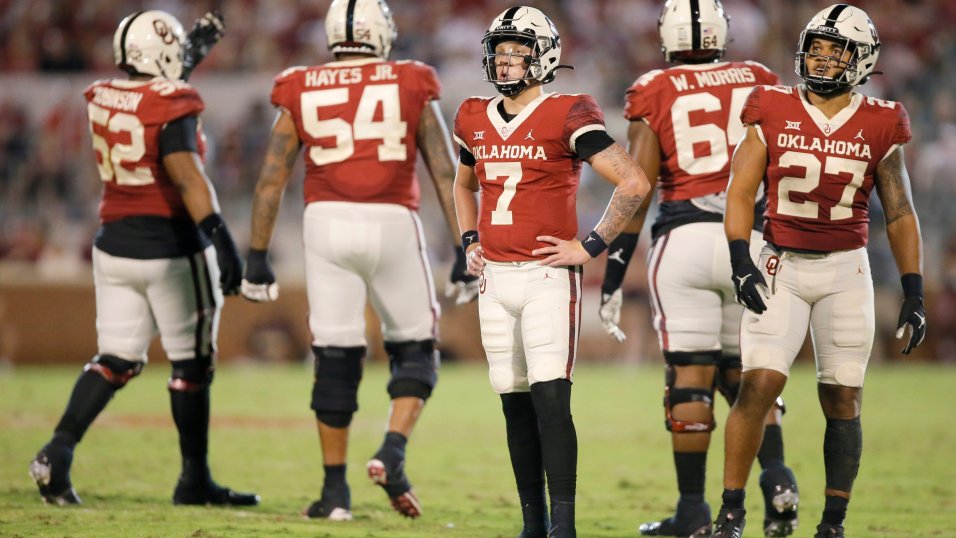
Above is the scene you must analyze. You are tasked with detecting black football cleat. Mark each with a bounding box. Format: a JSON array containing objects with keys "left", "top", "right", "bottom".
[
  {"left": 548, "top": 501, "right": 575, "bottom": 538},
  {"left": 172, "top": 476, "right": 259, "bottom": 506},
  {"left": 29, "top": 446, "right": 82, "bottom": 506},
  {"left": 814, "top": 522, "right": 846, "bottom": 538},
  {"left": 711, "top": 506, "right": 746, "bottom": 538},
  {"left": 367, "top": 455, "right": 421, "bottom": 518},
  {"left": 516, "top": 501, "right": 549, "bottom": 538},
  {"left": 303, "top": 483, "right": 352, "bottom": 521},
  {"left": 759, "top": 466, "right": 799, "bottom": 537},
  {"left": 638, "top": 499, "right": 711, "bottom": 536}
]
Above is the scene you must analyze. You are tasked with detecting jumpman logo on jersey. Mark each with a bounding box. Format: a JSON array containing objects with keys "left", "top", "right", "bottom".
[
  {"left": 524, "top": 130, "right": 535, "bottom": 141},
  {"left": 608, "top": 248, "right": 626, "bottom": 264},
  {"left": 854, "top": 129, "right": 865, "bottom": 141}
]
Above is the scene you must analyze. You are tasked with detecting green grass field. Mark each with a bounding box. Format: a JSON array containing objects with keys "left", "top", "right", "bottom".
[{"left": 2, "top": 362, "right": 955, "bottom": 537}]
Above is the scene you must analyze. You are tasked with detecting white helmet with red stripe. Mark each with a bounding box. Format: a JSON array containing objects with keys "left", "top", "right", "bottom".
[{"left": 325, "top": 0, "right": 397, "bottom": 59}]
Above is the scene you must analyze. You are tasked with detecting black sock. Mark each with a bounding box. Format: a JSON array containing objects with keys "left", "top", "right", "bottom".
[
  {"left": 822, "top": 495, "right": 849, "bottom": 526},
  {"left": 501, "top": 392, "right": 547, "bottom": 531},
  {"left": 722, "top": 488, "right": 745, "bottom": 511},
  {"left": 824, "top": 417, "right": 862, "bottom": 493},
  {"left": 530, "top": 380, "right": 576, "bottom": 504},
  {"left": 674, "top": 451, "right": 707, "bottom": 503},
  {"left": 376, "top": 431, "right": 407, "bottom": 466},
  {"left": 758, "top": 424, "right": 785, "bottom": 470},
  {"left": 53, "top": 369, "right": 117, "bottom": 445},
  {"left": 323, "top": 464, "right": 347, "bottom": 488},
  {"left": 169, "top": 386, "right": 210, "bottom": 480}
]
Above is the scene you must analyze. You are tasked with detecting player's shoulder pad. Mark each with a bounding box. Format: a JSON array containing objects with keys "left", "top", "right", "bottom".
[
  {"left": 274, "top": 66, "right": 308, "bottom": 84},
  {"left": 743, "top": 60, "right": 775, "bottom": 75},
  {"left": 457, "top": 95, "right": 494, "bottom": 113},
  {"left": 859, "top": 93, "right": 904, "bottom": 112}
]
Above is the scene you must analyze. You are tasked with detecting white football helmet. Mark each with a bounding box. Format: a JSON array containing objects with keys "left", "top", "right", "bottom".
[
  {"left": 795, "top": 4, "right": 881, "bottom": 94},
  {"left": 113, "top": 10, "right": 185, "bottom": 80},
  {"left": 325, "top": 0, "right": 397, "bottom": 59},
  {"left": 658, "top": 0, "right": 729, "bottom": 63},
  {"left": 482, "top": 6, "right": 565, "bottom": 96}
]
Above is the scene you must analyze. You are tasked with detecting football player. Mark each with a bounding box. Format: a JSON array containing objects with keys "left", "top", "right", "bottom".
[
  {"left": 597, "top": 1, "right": 799, "bottom": 536},
  {"left": 29, "top": 10, "right": 259, "bottom": 507},
  {"left": 240, "top": 0, "right": 474, "bottom": 521},
  {"left": 453, "top": 7, "right": 650, "bottom": 537},
  {"left": 712, "top": 5, "right": 926, "bottom": 538}
]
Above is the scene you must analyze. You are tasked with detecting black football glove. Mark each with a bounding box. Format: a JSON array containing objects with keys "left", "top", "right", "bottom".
[
  {"left": 598, "top": 232, "right": 639, "bottom": 342},
  {"left": 181, "top": 11, "right": 226, "bottom": 81},
  {"left": 241, "top": 249, "right": 279, "bottom": 302},
  {"left": 729, "top": 239, "right": 769, "bottom": 315},
  {"left": 896, "top": 274, "right": 927, "bottom": 355},
  {"left": 445, "top": 248, "right": 479, "bottom": 305},
  {"left": 198, "top": 213, "right": 242, "bottom": 295}
]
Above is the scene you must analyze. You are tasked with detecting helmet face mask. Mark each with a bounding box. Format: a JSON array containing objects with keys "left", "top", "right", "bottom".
[
  {"left": 482, "top": 6, "right": 563, "bottom": 97},
  {"left": 658, "top": 0, "right": 729, "bottom": 64},
  {"left": 325, "top": 0, "right": 397, "bottom": 60},
  {"left": 795, "top": 4, "right": 881, "bottom": 95},
  {"left": 113, "top": 10, "right": 186, "bottom": 80}
]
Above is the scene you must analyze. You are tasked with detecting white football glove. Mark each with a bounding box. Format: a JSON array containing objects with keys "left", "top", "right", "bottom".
[
  {"left": 599, "top": 288, "right": 626, "bottom": 343},
  {"left": 240, "top": 279, "right": 280, "bottom": 302},
  {"left": 445, "top": 280, "right": 479, "bottom": 306}
]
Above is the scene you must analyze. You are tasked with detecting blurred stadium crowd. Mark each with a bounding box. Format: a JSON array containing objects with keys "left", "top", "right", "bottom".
[{"left": 0, "top": 0, "right": 955, "bottom": 360}]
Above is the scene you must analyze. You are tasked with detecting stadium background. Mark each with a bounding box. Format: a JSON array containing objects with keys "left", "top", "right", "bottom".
[{"left": 0, "top": 0, "right": 954, "bottom": 366}]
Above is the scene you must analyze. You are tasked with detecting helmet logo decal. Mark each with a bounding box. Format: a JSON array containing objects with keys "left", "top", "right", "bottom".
[{"left": 153, "top": 19, "right": 174, "bottom": 45}]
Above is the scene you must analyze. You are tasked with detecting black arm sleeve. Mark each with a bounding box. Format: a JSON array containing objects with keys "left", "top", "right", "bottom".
[
  {"left": 459, "top": 145, "right": 476, "bottom": 166},
  {"left": 574, "top": 129, "right": 616, "bottom": 161},
  {"left": 159, "top": 115, "right": 199, "bottom": 157}
]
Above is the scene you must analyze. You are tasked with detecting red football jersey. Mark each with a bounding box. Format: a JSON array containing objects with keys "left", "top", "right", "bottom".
[
  {"left": 271, "top": 58, "right": 440, "bottom": 210},
  {"left": 85, "top": 79, "right": 205, "bottom": 223},
  {"left": 742, "top": 85, "right": 912, "bottom": 251},
  {"left": 454, "top": 93, "right": 606, "bottom": 262},
  {"left": 625, "top": 61, "right": 779, "bottom": 202}
]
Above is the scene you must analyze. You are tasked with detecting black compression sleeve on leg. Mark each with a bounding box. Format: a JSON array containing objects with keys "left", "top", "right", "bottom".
[
  {"left": 502, "top": 392, "right": 548, "bottom": 535},
  {"left": 757, "top": 424, "right": 785, "bottom": 470},
  {"left": 674, "top": 451, "right": 707, "bottom": 502},
  {"left": 823, "top": 417, "right": 862, "bottom": 492},
  {"left": 54, "top": 370, "right": 118, "bottom": 445},
  {"left": 530, "top": 380, "right": 577, "bottom": 503}
]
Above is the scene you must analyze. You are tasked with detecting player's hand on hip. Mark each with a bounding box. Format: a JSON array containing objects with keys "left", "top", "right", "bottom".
[
  {"left": 731, "top": 257, "right": 769, "bottom": 315},
  {"left": 241, "top": 249, "right": 279, "bottom": 302},
  {"left": 446, "top": 247, "right": 479, "bottom": 305},
  {"left": 533, "top": 236, "right": 591, "bottom": 267},
  {"left": 465, "top": 243, "right": 485, "bottom": 277},
  {"left": 895, "top": 295, "right": 926, "bottom": 355},
  {"left": 599, "top": 288, "right": 626, "bottom": 342}
]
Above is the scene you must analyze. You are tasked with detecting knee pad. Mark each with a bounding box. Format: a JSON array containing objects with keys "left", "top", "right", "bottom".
[
  {"left": 715, "top": 354, "right": 742, "bottom": 404},
  {"left": 311, "top": 346, "right": 365, "bottom": 426},
  {"left": 85, "top": 354, "right": 143, "bottom": 388},
  {"left": 385, "top": 340, "right": 438, "bottom": 400},
  {"left": 168, "top": 356, "right": 214, "bottom": 393},
  {"left": 664, "top": 365, "right": 716, "bottom": 433}
]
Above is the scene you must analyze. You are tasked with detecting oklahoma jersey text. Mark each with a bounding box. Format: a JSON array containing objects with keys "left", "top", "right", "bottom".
[
  {"left": 454, "top": 93, "right": 606, "bottom": 262},
  {"left": 742, "top": 85, "right": 911, "bottom": 251}
]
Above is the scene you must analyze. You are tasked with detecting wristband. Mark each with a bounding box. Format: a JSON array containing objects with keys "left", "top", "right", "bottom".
[
  {"left": 582, "top": 230, "right": 608, "bottom": 258},
  {"left": 901, "top": 273, "right": 923, "bottom": 298},
  {"left": 728, "top": 239, "right": 751, "bottom": 265},
  {"left": 198, "top": 213, "right": 226, "bottom": 238},
  {"left": 462, "top": 230, "right": 480, "bottom": 251},
  {"left": 602, "top": 232, "right": 639, "bottom": 294},
  {"left": 247, "top": 248, "right": 269, "bottom": 265}
]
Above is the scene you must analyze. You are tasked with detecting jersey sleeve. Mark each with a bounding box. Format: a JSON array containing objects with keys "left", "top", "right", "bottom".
[
  {"left": 746, "top": 61, "right": 782, "bottom": 86},
  {"left": 562, "top": 94, "right": 607, "bottom": 155},
  {"left": 740, "top": 86, "right": 766, "bottom": 126},
  {"left": 892, "top": 102, "right": 912, "bottom": 145},
  {"left": 270, "top": 67, "right": 303, "bottom": 114},
  {"left": 623, "top": 73, "right": 656, "bottom": 121},
  {"left": 452, "top": 101, "right": 471, "bottom": 153},
  {"left": 163, "top": 85, "right": 204, "bottom": 122},
  {"left": 413, "top": 62, "right": 441, "bottom": 102}
]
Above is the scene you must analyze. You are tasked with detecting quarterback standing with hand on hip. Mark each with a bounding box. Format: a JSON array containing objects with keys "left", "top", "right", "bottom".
[
  {"left": 712, "top": 5, "right": 926, "bottom": 538},
  {"left": 29, "top": 10, "right": 258, "bottom": 507},
  {"left": 597, "top": 1, "right": 798, "bottom": 536},
  {"left": 453, "top": 7, "right": 649, "bottom": 537},
  {"left": 241, "top": 0, "right": 472, "bottom": 521}
]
